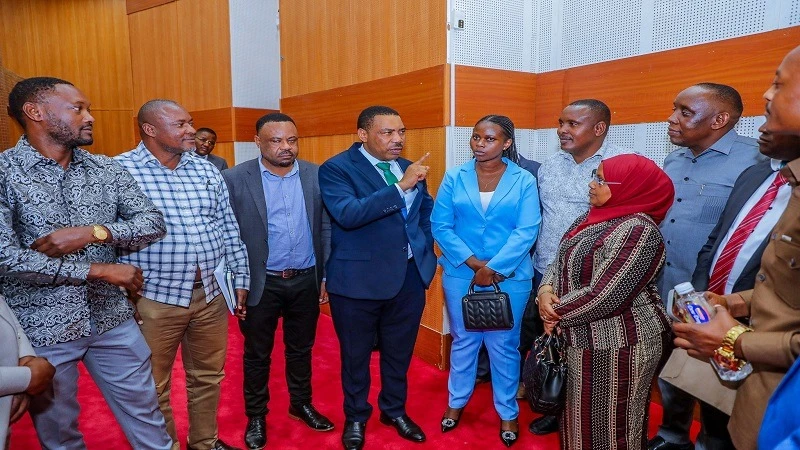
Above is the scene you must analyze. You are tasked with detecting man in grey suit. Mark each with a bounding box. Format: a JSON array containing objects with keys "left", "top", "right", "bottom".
[
  {"left": 222, "top": 113, "right": 333, "bottom": 450},
  {"left": 195, "top": 127, "right": 229, "bottom": 170}
]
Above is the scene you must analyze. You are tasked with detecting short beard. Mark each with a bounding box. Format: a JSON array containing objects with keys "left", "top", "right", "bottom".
[{"left": 46, "top": 114, "right": 93, "bottom": 147}]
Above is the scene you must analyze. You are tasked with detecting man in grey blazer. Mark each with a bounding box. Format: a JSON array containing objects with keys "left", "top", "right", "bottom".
[
  {"left": 195, "top": 127, "right": 229, "bottom": 170},
  {"left": 222, "top": 113, "right": 333, "bottom": 450}
]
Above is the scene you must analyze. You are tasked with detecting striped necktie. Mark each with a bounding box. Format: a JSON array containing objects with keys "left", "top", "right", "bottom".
[{"left": 707, "top": 172, "right": 788, "bottom": 294}]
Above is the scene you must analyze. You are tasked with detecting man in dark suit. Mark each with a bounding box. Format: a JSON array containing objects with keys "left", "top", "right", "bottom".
[
  {"left": 319, "top": 105, "right": 437, "bottom": 450},
  {"left": 681, "top": 127, "right": 800, "bottom": 450},
  {"left": 223, "top": 113, "right": 333, "bottom": 450},
  {"left": 195, "top": 127, "right": 229, "bottom": 170}
]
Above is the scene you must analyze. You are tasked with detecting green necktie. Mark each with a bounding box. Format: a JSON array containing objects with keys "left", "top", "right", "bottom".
[{"left": 376, "top": 162, "right": 398, "bottom": 185}]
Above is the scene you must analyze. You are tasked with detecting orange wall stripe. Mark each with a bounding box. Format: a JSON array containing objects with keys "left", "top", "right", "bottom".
[
  {"left": 455, "top": 65, "right": 537, "bottom": 128},
  {"left": 533, "top": 27, "right": 800, "bottom": 129},
  {"left": 281, "top": 65, "right": 448, "bottom": 137}
]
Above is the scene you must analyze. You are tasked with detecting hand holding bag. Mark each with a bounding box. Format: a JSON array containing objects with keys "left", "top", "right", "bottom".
[
  {"left": 523, "top": 331, "right": 567, "bottom": 415},
  {"left": 461, "top": 281, "right": 513, "bottom": 331}
]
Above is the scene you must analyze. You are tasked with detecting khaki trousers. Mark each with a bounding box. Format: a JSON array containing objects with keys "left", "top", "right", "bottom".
[{"left": 136, "top": 288, "right": 228, "bottom": 450}]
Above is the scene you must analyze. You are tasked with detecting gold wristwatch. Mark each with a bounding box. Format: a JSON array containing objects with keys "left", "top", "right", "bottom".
[
  {"left": 92, "top": 224, "right": 109, "bottom": 242},
  {"left": 713, "top": 324, "right": 753, "bottom": 371}
]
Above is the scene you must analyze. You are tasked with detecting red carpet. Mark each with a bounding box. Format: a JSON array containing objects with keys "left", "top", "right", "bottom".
[{"left": 9, "top": 314, "right": 696, "bottom": 449}]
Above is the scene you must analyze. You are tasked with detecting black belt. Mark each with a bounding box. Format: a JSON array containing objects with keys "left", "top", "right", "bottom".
[{"left": 265, "top": 267, "right": 314, "bottom": 279}]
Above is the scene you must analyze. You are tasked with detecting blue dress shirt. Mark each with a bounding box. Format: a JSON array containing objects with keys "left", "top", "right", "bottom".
[
  {"left": 658, "top": 129, "right": 765, "bottom": 300},
  {"left": 260, "top": 159, "right": 316, "bottom": 270}
]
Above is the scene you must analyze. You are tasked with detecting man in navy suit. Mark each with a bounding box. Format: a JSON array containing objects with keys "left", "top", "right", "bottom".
[
  {"left": 681, "top": 126, "right": 800, "bottom": 450},
  {"left": 319, "top": 105, "right": 437, "bottom": 450}
]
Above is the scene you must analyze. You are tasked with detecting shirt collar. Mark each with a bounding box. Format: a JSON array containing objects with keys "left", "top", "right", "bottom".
[
  {"left": 771, "top": 159, "right": 785, "bottom": 171},
  {"left": 556, "top": 139, "right": 612, "bottom": 164},
  {"left": 358, "top": 143, "right": 396, "bottom": 167},
  {"left": 679, "top": 128, "right": 737, "bottom": 158},
  {"left": 12, "top": 135, "right": 94, "bottom": 171},
  {"left": 134, "top": 141, "right": 193, "bottom": 169},
  {"left": 260, "top": 158, "right": 299, "bottom": 178}
]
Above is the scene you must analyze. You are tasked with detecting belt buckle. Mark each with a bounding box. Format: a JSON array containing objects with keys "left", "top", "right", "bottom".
[{"left": 281, "top": 269, "right": 294, "bottom": 279}]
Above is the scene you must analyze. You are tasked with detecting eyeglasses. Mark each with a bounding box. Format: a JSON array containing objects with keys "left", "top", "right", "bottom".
[
  {"left": 591, "top": 169, "right": 622, "bottom": 186},
  {"left": 195, "top": 137, "right": 216, "bottom": 146}
]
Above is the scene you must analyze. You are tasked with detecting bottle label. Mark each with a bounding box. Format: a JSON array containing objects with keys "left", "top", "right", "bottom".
[{"left": 686, "top": 303, "right": 711, "bottom": 323}]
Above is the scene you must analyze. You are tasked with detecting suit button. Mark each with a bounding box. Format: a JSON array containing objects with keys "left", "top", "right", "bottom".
[
  {"left": 402, "top": 246, "right": 407, "bottom": 252},
  {"left": 757, "top": 273, "right": 766, "bottom": 282}
]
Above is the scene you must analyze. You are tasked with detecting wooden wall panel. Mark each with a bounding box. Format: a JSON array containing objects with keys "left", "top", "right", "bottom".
[
  {"left": 91, "top": 110, "right": 138, "bottom": 156},
  {"left": 0, "top": 0, "right": 134, "bottom": 111},
  {"left": 532, "top": 28, "right": 800, "bottom": 128},
  {"left": 455, "top": 66, "right": 537, "bottom": 128},
  {"left": 127, "top": 0, "right": 175, "bottom": 14},
  {"left": 212, "top": 142, "right": 235, "bottom": 169},
  {"left": 281, "top": 65, "right": 448, "bottom": 137},
  {"left": 0, "top": 0, "right": 136, "bottom": 157},
  {"left": 279, "top": 0, "right": 447, "bottom": 97},
  {"left": 189, "top": 108, "right": 234, "bottom": 142},
  {"left": 128, "top": 0, "right": 232, "bottom": 112},
  {"left": 234, "top": 108, "right": 280, "bottom": 141}
]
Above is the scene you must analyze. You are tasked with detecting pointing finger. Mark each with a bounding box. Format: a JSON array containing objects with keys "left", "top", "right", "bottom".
[{"left": 415, "top": 152, "right": 431, "bottom": 164}]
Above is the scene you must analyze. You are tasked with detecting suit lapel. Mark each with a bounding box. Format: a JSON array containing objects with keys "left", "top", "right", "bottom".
[
  {"left": 710, "top": 162, "right": 774, "bottom": 259},
  {"left": 299, "top": 161, "right": 315, "bottom": 229},
  {"left": 458, "top": 161, "right": 484, "bottom": 216},
  {"left": 485, "top": 163, "right": 520, "bottom": 216},
  {"left": 349, "top": 145, "right": 389, "bottom": 192},
  {"left": 245, "top": 159, "right": 269, "bottom": 231}
]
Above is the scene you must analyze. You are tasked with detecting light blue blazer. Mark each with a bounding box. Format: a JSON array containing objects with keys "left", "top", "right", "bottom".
[{"left": 432, "top": 158, "right": 541, "bottom": 281}]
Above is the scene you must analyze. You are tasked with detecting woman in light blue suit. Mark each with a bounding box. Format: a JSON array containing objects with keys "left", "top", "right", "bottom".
[{"left": 431, "top": 115, "right": 541, "bottom": 447}]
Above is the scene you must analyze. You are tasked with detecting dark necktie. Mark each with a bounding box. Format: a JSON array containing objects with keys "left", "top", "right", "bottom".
[{"left": 376, "top": 162, "right": 398, "bottom": 184}]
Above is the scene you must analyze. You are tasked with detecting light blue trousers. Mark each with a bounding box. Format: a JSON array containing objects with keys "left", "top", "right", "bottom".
[
  {"left": 443, "top": 275, "right": 531, "bottom": 420},
  {"left": 29, "top": 318, "right": 171, "bottom": 450}
]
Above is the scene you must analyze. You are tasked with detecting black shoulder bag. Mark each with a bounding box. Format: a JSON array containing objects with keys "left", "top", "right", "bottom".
[{"left": 523, "top": 331, "right": 567, "bottom": 415}]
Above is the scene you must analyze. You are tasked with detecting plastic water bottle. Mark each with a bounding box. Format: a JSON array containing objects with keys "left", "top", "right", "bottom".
[{"left": 673, "top": 282, "right": 752, "bottom": 382}]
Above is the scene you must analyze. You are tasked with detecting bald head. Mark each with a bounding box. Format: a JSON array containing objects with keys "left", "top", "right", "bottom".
[
  {"left": 763, "top": 45, "right": 800, "bottom": 136},
  {"left": 136, "top": 99, "right": 196, "bottom": 158},
  {"left": 137, "top": 99, "right": 182, "bottom": 130}
]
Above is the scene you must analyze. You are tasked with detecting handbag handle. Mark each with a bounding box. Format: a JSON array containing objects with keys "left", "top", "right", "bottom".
[
  {"left": 467, "top": 281, "right": 501, "bottom": 295},
  {"left": 534, "top": 330, "right": 565, "bottom": 363}
]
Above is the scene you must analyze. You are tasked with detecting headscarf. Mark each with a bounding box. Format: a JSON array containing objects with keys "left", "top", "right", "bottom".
[{"left": 567, "top": 154, "right": 675, "bottom": 238}]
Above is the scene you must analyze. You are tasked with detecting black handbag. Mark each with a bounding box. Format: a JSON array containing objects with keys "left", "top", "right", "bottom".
[
  {"left": 461, "top": 282, "right": 513, "bottom": 331},
  {"left": 523, "top": 331, "right": 567, "bottom": 415}
]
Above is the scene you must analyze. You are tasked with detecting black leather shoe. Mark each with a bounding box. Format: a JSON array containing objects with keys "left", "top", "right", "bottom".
[
  {"left": 379, "top": 413, "right": 426, "bottom": 443},
  {"left": 289, "top": 404, "right": 334, "bottom": 431},
  {"left": 500, "top": 419, "right": 519, "bottom": 447},
  {"left": 244, "top": 416, "right": 266, "bottom": 450},
  {"left": 188, "top": 439, "right": 242, "bottom": 450},
  {"left": 528, "top": 415, "right": 559, "bottom": 435},
  {"left": 342, "top": 420, "right": 366, "bottom": 450},
  {"left": 440, "top": 407, "right": 463, "bottom": 433},
  {"left": 647, "top": 436, "right": 695, "bottom": 450}
]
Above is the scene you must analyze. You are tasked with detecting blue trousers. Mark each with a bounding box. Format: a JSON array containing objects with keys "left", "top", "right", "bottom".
[
  {"left": 443, "top": 276, "right": 531, "bottom": 420},
  {"left": 29, "top": 318, "right": 171, "bottom": 450}
]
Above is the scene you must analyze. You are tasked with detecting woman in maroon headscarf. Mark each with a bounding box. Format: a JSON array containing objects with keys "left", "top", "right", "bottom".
[{"left": 537, "top": 154, "right": 675, "bottom": 450}]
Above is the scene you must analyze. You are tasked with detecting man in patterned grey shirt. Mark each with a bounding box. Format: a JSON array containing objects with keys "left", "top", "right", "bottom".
[
  {"left": 529, "top": 99, "right": 632, "bottom": 436},
  {"left": 0, "top": 77, "right": 172, "bottom": 449}
]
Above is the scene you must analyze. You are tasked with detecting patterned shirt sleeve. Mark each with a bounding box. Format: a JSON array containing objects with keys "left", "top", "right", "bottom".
[
  {"left": 103, "top": 159, "right": 167, "bottom": 247},
  {"left": 0, "top": 176, "right": 91, "bottom": 284},
  {"left": 554, "top": 222, "right": 665, "bottom": 328}
]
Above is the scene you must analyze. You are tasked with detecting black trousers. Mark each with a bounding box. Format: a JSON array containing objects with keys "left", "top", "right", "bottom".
[
  {"left": 239, "top": 270, "right": 320, "bottom": 417},
  {"left": 328, "top": 259, "right": 426, "bottom": 422}
]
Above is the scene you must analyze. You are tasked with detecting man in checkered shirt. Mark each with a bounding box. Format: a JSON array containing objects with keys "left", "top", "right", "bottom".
[{"left": 116, "top": 99, "right": 250, "bottom": 450}]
